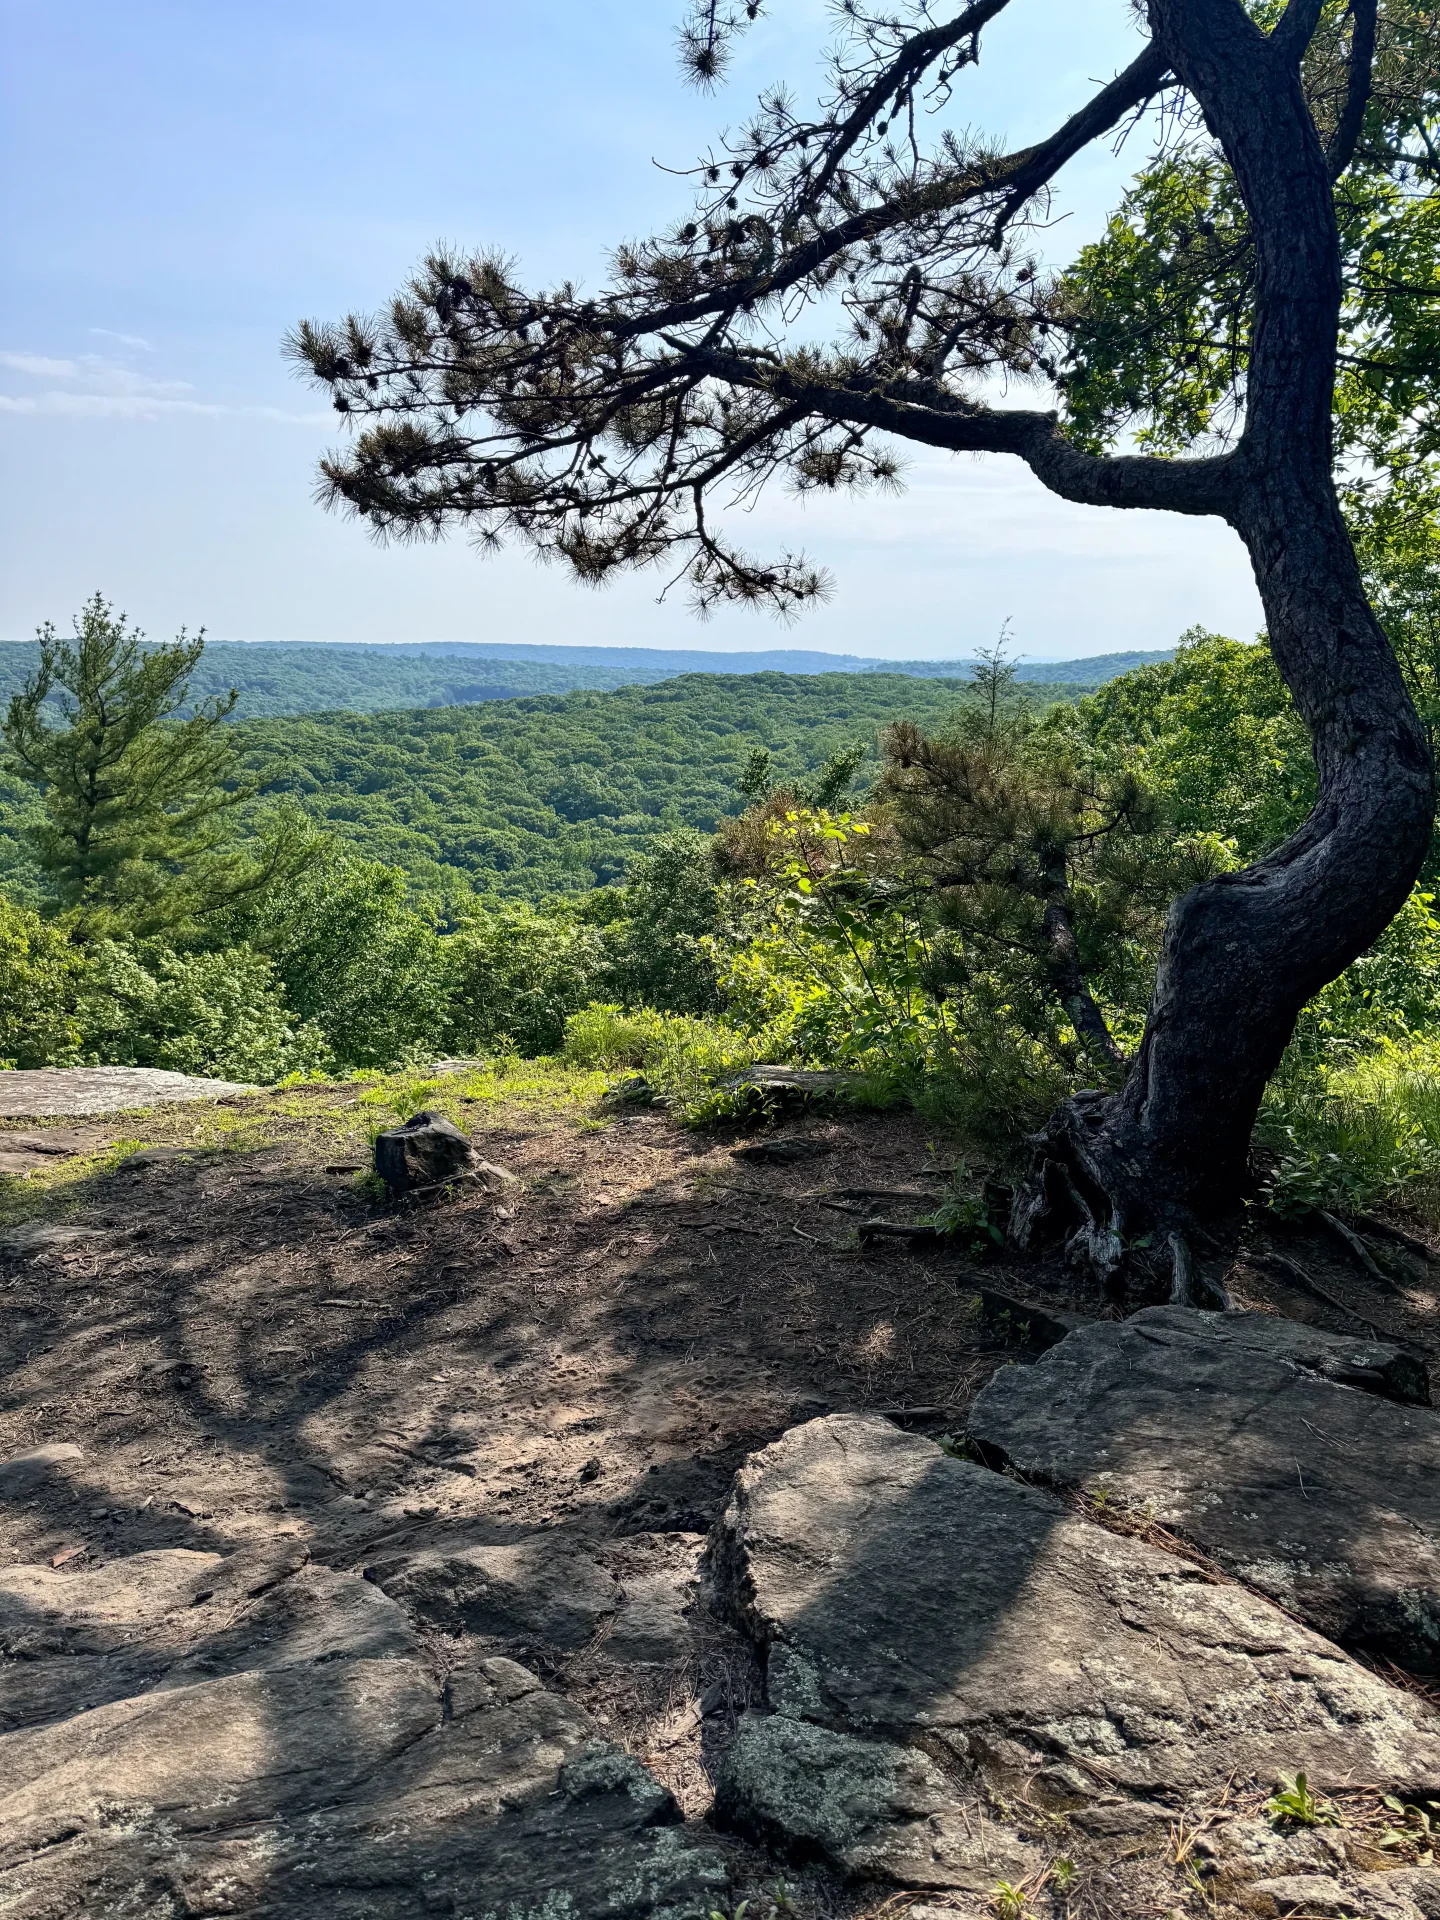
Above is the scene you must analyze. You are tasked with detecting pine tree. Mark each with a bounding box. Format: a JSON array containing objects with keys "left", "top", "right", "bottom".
[
  {"left": 289, "top": 0, "right": 1438, "bottom": 1269},
  {"left": 5, "top": 595, "right": 253, "bottom": 934}
]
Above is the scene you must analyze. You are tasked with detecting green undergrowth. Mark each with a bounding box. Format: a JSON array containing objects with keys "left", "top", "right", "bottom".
[{"left": 1259, "top": 1035, "right": 1440, "bottom": 1224}]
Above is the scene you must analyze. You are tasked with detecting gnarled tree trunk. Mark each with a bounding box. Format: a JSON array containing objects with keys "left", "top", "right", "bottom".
[{"left": 1012, "top": 0, "right": 1434, "bottom": 1271}]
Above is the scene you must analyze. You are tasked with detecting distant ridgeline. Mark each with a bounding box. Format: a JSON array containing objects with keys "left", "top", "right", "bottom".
[{"left": 0, "top": 638, "right": 1174, "bottom": 721}]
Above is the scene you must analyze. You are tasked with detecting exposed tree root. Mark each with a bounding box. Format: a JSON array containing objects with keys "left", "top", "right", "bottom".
[
  {"left": 1318, "top": 1210, "right": 1406, "bottom": 1295},
  {"left": 1245, "top": 1247, "right": 1388, "bottom": 1337},
  {"left": 1348, "top": 1211, "right": 1437, "bottom": 1264},
  {"left": 1167, "top": 1232, "right": 1234, "bottom": 1312},
  {"left": 1010, "top": 1093, "right": 1125, "bottom": 1282}
]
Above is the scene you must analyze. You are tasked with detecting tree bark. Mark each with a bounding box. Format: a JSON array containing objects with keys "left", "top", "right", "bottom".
[{"left": 1011, "top": 0, "right": 1435, "bottom": 1259}]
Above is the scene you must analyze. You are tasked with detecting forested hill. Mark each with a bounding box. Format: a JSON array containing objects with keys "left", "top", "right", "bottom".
[
  {"left": 235, "top": 670, "right": 982, "bottom": 897},
  {"left": 0, "top": 638, "right": 1173, "bottom": 720}
]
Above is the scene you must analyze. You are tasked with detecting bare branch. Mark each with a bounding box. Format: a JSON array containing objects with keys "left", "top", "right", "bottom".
[
  {"left": 1325, "top": 0, "right": 1378, "bottom": 180},
  {"left": 677, "top": 343, "right": 1235, "bottom": 515},
  {"left": 989, "top": 41, "right": 1172, "bottom": 238},
  {"left": 1271, "top": 0, "right": 1328, "bottom": 62}
]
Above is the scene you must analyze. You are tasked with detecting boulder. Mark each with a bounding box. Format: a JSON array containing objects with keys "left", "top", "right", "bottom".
[
  {"left": 966, "top": 1307, "right": 1440, "bottom": 1668},
  {"left": 118, "top": 1145, "right": 194, "bottom": 1169},
  {"left": 710, "top": 1414, "right": 1440, "bottom": 1886},
  {"left": 0, "top": 1544, "right": 728, "bottom": 1916},
  {"left": 727, "top": 1066, "right": 864, "bottom": 1109},
  {"left": 372, "top": 1110, "right": 475, "bottom": 1197}
]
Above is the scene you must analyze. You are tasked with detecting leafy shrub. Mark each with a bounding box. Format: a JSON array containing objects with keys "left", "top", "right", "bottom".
[
  {"left": 445, "top": 902, "right": 606, "bottom": 1056},
  {"left": 0, "top": 896, "right": 82, "bottom": 1068},
  {"left": 1078, "top": 629, "right": 1314, "bottom": 861},
  {"left": 562, "top": 1000, "right": 785, "bottom": 1123},
  {"left": 1257, "top": 888, "right": 1440, "bottom": 1217},
  {"left": 561, "top": 1003, "right": 669, "bottom": 1068},
  {"left": 591, "top": 829, "right": 722, "bottom": 1013},
  {"left": 228, "top": 839, "right": 447, "bottom": 1069},
  {"left": 635, "top": 1012, "right": 783, "bottom": 1124},
  {"left": 72, "top": 939, "right": 328, "bottom": 1083},
  {"left": 1260, "top": 1036, "right": 1440, "bottom": 1218}
]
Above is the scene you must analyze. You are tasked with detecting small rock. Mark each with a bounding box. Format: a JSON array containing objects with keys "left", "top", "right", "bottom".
[
  {"left": 472, "top": 1158, "right": 520, "bottom": 1193},
  {"left": 578, "top": 1456, "right": 603, "bottom": 1482},
  {"left": 599, "top": 1074, "right": 657, "bottom": 1110},
  {"left": 373, "top": 1111, "right": 475, "bottom": 1198},
  {"left": 731, "top": 1136, "right": 835, "bottom": 1164},
  {"left": 0, "top": 1443, "right": 83, "bottom": 1493},
  {"left": 697, "top": 1680, "right": 727, "bottom": 1717},
  {"left": 119, "top": 1146, "right": 193, "bottom": 1169}
]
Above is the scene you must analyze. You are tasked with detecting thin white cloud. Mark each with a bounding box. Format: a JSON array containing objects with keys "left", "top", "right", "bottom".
[
  {"left": 75, "top": 356, "right": 195, "bottom": 397},
  {"left": 0, "top": 351, "right": 79, "bottom": 378},
  {"left": 0, "top": 344, "right": 329, "bottom": 426},
  {"left": 89, "top": 328, "right": 154, "bottom": 351},
  {"left": 0, "top": 391, "right": 330, "bottom": 425}
]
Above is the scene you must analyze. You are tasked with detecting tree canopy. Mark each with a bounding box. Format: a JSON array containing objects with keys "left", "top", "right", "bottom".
[{"left": 291, "top": 2, "right": 1438, "bottom": 611}]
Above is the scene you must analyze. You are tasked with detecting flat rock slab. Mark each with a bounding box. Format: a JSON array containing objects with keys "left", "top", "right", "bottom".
[
  {"left": 0, "top": 1129, "right": 114, "bottom": 1179},
  {"left": 0, "top": 1066, "right": 252, "bottom": 1118},
  {"left": 712, "top": 1414, "right": 1440, "bottom": 1888},
  {"left": 967, "top": 1306, "right": 1440, "bottom": 1670},
  {"left": 0, "top": 1544, "right": 727, "bottom": 1916}
]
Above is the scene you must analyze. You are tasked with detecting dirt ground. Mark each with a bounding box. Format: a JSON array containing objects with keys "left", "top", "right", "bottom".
[{"left": 3, "top": 1067, "right": 1438, "bottom": 1917}]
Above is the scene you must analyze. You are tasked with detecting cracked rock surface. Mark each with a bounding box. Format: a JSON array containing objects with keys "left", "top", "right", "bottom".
[
  {"left": 0, "top": 1543, "right": 728, "bottom": 1918},
  {"left": 709, "top": 1412, "right": 1440, "bottom": 1887},
  {"left": 966, "top": 1306, "right": 1440, "bottom": 1670}
]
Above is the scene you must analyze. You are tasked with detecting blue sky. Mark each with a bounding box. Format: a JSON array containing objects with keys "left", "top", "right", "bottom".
[{"left": 0, "top": 1, "right": 1265, "bottom": 661}]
